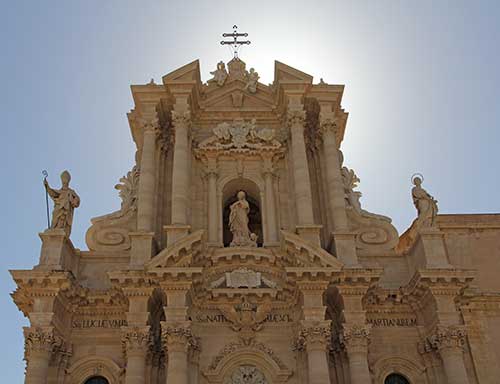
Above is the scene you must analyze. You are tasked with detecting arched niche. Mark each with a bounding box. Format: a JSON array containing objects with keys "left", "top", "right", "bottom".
[
  {"left": 221, "top": 177, "right": 263, "bottom": 247},
  {"left": 66, "top": 356, "right": 122, "bottom": 384},
  {"left": 372, "top": 357, "right": 425, "bottom": 384}
]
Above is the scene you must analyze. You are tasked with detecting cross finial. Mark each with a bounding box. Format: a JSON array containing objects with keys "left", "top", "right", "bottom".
[{"left": 220, "top": 25, "right": 251, "bottom": 59}]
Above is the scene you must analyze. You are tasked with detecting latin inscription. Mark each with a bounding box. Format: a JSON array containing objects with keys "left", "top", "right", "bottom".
[
  {"left": 72, "top": 319, "right": 128, "bottom": 329},
  {"left": 193, "top": 313, "right": 292, "bottom": 323},
  {"left": 367, "top": 318, "right": 416, "bottom": 327}
]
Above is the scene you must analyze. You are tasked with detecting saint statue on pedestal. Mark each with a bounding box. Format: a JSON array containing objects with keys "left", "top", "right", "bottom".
[
  {"left": 209, "top": 61, "right": 228, "bottom": 87},
  {"left": 44, "top": 170, "right": 80, "bottom": 236},
  {"left": 412, "top": 176, "right": 438, "bottom": 227},
  {"left": 229, "top": 191, "right": 257, "bottom": 247}
]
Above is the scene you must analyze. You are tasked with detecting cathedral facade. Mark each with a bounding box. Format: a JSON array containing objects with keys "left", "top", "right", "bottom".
[{"left": 11, "top": 57, "right": 500, "bottom": 384}]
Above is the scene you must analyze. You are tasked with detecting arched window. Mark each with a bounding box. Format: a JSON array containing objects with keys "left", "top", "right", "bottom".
[
  {"left": 84, "top": 376, "right": 109, "bottom": 384},
  {"left": 384, "top": 373, "right": 410, "bottom": 384}
]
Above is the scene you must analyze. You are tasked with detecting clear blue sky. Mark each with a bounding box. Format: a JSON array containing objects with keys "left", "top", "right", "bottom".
[{"left": 1, "top": 0, "right": 499, "bottom": 381}]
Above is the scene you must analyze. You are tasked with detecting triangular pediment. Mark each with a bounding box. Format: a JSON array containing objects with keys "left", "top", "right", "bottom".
[
  {"left": 200, "top": 81, "right": 276, "bottom": 111},
  {"left": 274, "top": 61, "right": 313, "bottom": 83}
]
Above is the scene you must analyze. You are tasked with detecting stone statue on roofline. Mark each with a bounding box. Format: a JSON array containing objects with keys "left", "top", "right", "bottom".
[
  {"left": 229, "top": 191, "right": 257, "bottom": 247},
  {"left": 244, "top": 67, "right": 259, "bottom": 93},
  {"left": 411, "top": 175, "right": 438, "bottom": 227},
  {"left": 209, "top": 61, "right": 228, "bottom": 86},
  {"left": 44, "top": 170, "right": 80, "bottom": 236}
]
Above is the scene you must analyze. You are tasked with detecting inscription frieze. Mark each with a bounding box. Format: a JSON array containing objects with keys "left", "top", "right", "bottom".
[
  {"left": 367, "top": 317, "right": 416, "bottom": 327},
  {"left": 72, "top": 319, "right": 127, "bottom": 329}
]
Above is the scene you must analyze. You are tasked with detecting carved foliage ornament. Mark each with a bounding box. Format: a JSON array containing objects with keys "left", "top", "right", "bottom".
[
  {"left": 426, "top": 325, "right": 467, "bottom": 352},
  {"left": 339, "top": 324, "right": 371, "bottom": 352},
  {"left": 121, "top": 327, "right": 152, "bottom": 355},
  {"left": 171, "top": 111, "right": 191, "bottom": 127},
  {"left": 24, "top": 327, "right": 63, "bottom": 360},
  {"left": 295, "top": 323, "right": 331, "bottom": 351},
  {"left": 286, "top": 110, "right": 306, "bottom": 128}
]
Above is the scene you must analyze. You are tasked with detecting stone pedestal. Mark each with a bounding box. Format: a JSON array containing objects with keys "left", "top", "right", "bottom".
[
  {"left": 296, "top": 225, "right": 323, "bottom": 247},
  {"left": 129, "top": 232, "right": 155, "bottom": 268},
  {"left": 332, "top": 231, "right": 359, "bottom": 268},
  {"left": 164, "top": 225, "right": 191, "bottom": 247},
  {"left": 414, "top": 228, "right": 452, "bottom": 269},
  {"left": 37, "top": 229, "right": 76, "bottom": 271}
]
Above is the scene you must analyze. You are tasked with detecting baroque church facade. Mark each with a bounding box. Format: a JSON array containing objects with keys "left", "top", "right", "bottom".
[{"left": 10, "top": 57, "right": 500, "bottom": 384}]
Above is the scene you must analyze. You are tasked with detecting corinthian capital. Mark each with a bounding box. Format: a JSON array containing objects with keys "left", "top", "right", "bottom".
[
  {"left": 340, "top": 323, "right": 371, "bottom": 353},
  {"left": 161, "top": 323, "right": 196, "bottom": 351},
  {"left": 24, "top": 327, "right": 62, "bottom": 359},
  {"left": 171, "top": 110, "right": 191, "bottom": 127},
  {"left": 296, "top": 321, "right": 331, "bottom": 351},
  {"left": 286, "top": 109, "right": 306, "bottom": 128},
  {"left": 319, "top": 113, "right": 340, "bottom": 135},
  {"left": 426, "top": 325, "right": 467, "bottom": 352},
  {"left": 121, "top": 326, "right": 152, "bottom": 356}
]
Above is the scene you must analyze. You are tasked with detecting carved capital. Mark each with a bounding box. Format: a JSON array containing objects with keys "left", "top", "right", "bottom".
[
  {"left": 286, "top": 109, "right": 306, "bottom": 128},
  {"left": 142, "top": 118, "right": 162, "bottom": 137},
  {"left": 24, "top": 327, "right": 62, "bottom": 360},
  {"left": 426, "top": 325, "right": 467, "bottom": 353},
  {"left": 340, "top": 323, "right": 371, "bottom": 354},
  {"left": 121, "top": 326, "right": 152, "bottom": 356},
  {"left": 296, "top": 322, "right": 331, "bottom": 351},
  {"left": 319, "top": 114, "right": 339, "bottom": 135},
  {"left": 161, "top": 323, "right": 196, "bottom": 352},
  {"left": 171, "top": 110, "right": 191, "bottom": 128}
]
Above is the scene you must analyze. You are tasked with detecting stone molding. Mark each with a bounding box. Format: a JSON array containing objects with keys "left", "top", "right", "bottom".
[{"left": 66, "top": 356, "right": 123, "bottom": 384}]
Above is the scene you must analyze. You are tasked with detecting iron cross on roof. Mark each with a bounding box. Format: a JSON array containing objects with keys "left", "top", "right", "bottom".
[{"left": 220, "top": 25, "right": 251, "bottom": 59}]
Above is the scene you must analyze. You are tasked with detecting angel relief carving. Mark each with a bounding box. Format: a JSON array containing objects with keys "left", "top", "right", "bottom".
[{"left": 198, "top": 119, "right": 281, "bottom": 151}]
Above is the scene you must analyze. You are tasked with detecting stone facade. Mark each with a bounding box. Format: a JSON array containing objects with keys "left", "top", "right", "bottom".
[{"left": 10, "top": 57, "right": 500, "bottom": 384}]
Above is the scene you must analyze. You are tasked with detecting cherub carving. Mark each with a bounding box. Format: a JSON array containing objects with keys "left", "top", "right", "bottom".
[
  {"left": 209, "top": 61, "right": 228, "bottom": 86},
  {"left": 244, "top": 68, "right": 259, "bottom": 93}
]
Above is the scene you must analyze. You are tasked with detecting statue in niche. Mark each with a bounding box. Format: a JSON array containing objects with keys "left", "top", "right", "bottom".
[
  {"left": 244, "top": 68, "right": 259, "bottom": 93},
  {"left": 412, "top": 175, "right": 438, "bottom": 227},
  {"left": 229, "top": 191, "right": 257, "bottom": 247},
  {"left": 44, "top": 170, "right": 80, "bottom": 236},
  {"left": 209, "top": 61, "right": 228, "bottom": 86}
]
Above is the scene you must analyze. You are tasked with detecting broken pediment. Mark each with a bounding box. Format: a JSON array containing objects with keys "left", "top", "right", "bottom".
[
  {"left": 274, "top": 61, "right": 313, "bottom": 84},
  {"left": 162, "top": 59, "right": 201, "bottom": 85}
]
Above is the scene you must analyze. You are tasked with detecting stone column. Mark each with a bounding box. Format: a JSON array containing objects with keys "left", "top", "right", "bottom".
[
  {"left": 262, "top": 156, "right": 279, "bottom": 244},
  {"left": 162, "top": 324, "right": 194, "bottom": 384},
  {"left": 319, "top": 112, "right": 358, "bottom": 266},
  {"left": 166, "top": 110, "right": 192, "bottom": 246},
  {"left": 427, "top": 326, "right": 470, "bottom": 384},
  {"left": 122, "top": 326, "right": 151, "bottom": 384},
  {"left": 287, "top": 109, "right": 321, "bottom": 245},
  {"left": 130, "top": 119, "right": 160, "bottom": 266},
  {"left": 341, "top": 324, "right": 371, "bottom": 384},
  {"left": 298, "top": 322, "right": 332, "bottom": 384},
  {"left": 24, "top": 327, "right": 59, "bottom": 384},
  {"left": 137, "top": 119, "right": 159, "bottom": 232},
  {"left": 206, "top": 157, "right": 219, "bottom": 245}
]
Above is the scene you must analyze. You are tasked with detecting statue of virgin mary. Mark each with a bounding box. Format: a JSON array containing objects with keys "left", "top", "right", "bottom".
[{"left": 229, "top": 191, "right": 257, "bottom": 247}]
